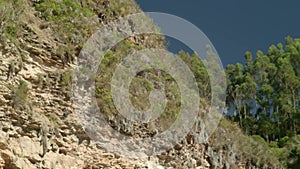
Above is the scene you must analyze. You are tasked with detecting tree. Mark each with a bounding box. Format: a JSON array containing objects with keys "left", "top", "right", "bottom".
[{"left": 226, "top": 37, "right": 300, "bottom": 140}]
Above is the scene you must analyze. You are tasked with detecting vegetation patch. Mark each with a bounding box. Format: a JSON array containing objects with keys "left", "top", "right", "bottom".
[
  {"left": 0, "top": 0, "right": 24, "bottom": 40},
  {"left": 12, "top": 80, "right": 29, "bottom": 110},
  {"left": 34, "top": 0, "right": 96, "bottom": 48}
]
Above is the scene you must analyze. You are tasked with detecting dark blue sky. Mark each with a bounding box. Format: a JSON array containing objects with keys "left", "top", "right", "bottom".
[{"left": 135, "top": 0, "right": 300, "bottom": 66}]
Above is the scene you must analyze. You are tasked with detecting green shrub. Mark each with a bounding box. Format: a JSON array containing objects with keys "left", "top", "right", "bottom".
[
  {"left": 35, "top": 0, "right": 94, "bottom": 22},
  {"left": 279, "top": 136, "right": 290, "bottom": 147},
  {"left": 12, "top": 80, "right": 29, "bottom": 109},
  {"left": 269, "top": 141, "right": 279, "bottom": 148},
  {"left": 35, "top": 0, "right": 96, "bottom": 47},
  {"left": 0, "top": 0, "right": 24, "bottom": 39},
  {"left": 252, "top": 135, "right": 268, "bottom": 144},
  {"left": 272, "top": 148, "right": 289, "bottom": 163},
  {"left": 61, "top": 70, "right": 73, "bottom": 91}
]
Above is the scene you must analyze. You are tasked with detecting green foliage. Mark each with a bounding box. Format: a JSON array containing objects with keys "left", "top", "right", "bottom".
[
  {"left": 279, "top": 136, "right": 290, "bottom": 147},
  {"left": 61, "top": 70, "right": 73, "bottom": 90},
  {"left": 251, "top": 135, "right": 268, "bottom": 146},
  {"left": 177, "top": 51, "right": 211, "bottom": 101},
  {"left": 34, "top": 0, "right": 96, "bottom": 47},
  {"left": 269, "top": 141, "right": 279, "bottom": 148},
  {"left": 95, "top": 39, "right": 209, "bottom": 132},
  {"left": 214, "top": 118, "right": 283, "bottom": 168},
  {"left": 226, "top": 37, "right": 300, "bottom": 168},
  {"left": 35, "top": 0, "right": 94, "bottom": 22},
  {"left": 0, "top": 0, "right": 24, "bottom": 39},
  {"left": 100, "top": 0, "right": 141, "bottom": 21},
  {"left": 12, "top": 80, "right": 29, "bottom": 109},
  {"left": 271, "top": 148, "right": 290, "bottom": 165}
]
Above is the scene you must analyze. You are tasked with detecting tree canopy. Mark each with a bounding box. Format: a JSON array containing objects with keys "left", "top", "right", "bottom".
[{"left": 225, "top": 37, "right": 300, "bottom": 168}]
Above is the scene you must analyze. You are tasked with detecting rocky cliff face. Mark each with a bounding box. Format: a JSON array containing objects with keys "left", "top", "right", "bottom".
[{"left": 0, "top": 0, "right": 284, "bottom": 168}]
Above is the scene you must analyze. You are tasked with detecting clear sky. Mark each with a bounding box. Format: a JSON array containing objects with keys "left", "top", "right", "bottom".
[{"left": 135, "top": 0, "right": 300, "bottom": 66}]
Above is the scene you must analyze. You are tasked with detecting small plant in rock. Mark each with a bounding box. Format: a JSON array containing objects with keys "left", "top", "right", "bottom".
[
  {"left": 61, "top": 70, "right": 73, "bottom": 91},
  {"left": 12, "top": 80, "right": 29, "bottom": 110}
]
